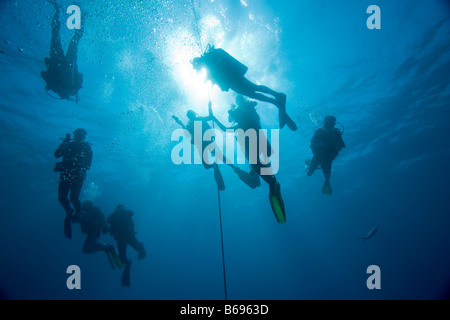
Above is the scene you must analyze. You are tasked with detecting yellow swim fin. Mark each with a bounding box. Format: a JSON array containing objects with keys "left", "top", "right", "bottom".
[
  {"left": 106, "top": 249, "right": 116, "bottom": 270},
  {"left": 106, "top": 245, "right": 124, "bottom": 269},
  {"left": 269, "top": 182, "right": 286, "bottom": 223},
  {"left": 322, "top": 181, "right": 332, "bottom": 195}
]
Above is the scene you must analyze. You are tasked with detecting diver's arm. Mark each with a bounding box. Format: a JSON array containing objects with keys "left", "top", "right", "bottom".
[
  {"left": 101, "top": 214, "right": 110, "bottom": 233},
  {"left": 192, "top": 101, "right": 217, "bottom": 123},
  {"left": 310, "top": 130, "right": 323, "bottom": 153},
  {"left": 54, "top": 133, "right": 70, "bottom": 158},
  {"left": 172, "top": 115, "right": 186, "bottom": 129},
  {"left": 329, "top": 129, "right": 345, "bottom": 152},
  {"left": 196, "top": 115, "right": 214, "bottom": 122},
  {"left": 211, "top": 116, "right": 236, "bottom": 132},
  {"left": 85, "top": 144, "right": 93, "bottom": 170},
  {"left": 338, "top": 131, "right": 346, "bottom": 149},
  {"left": 194, "top": 101, "right": 216, "bottom": 122},
  {"left": 206, "top": 102, "right": 235, "bottom": 131}
]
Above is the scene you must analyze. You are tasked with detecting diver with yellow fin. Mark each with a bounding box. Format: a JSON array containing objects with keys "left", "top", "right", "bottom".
[
  {"left": 107, "top": 205, "right": 147, "bottom": 287},
  {"left": 210, "top": 95, "right": 286, "bottom": 223},
  {"left": 192, "top": 45, "right": 297, "bottom": 131},
  {"left": 306, "top": 115, "right": 345, "bottom": 195},
  {"left": 73, "top": 200, "right": 123, "bottom": 269}
]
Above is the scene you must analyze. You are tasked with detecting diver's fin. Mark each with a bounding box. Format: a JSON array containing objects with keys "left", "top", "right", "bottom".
[
  {"left": 113, "top": 252, "right": 125, "bottom": 269},
  {"left": 137, "top": 243, "right": 147, "bottom": 261},
  {"left": 276, "top": 94, "right": 297, "bottom": 131},
  {"left": 284, "top": 113, "right": 297, "bottom": 131},
  {"left": 105, "top": 248, "right": 116, "bottom": 270},
  {"left": 269, "top": 182, "right": 286, "bottom": 223},
  {"left": 121, "top": 260, "right": 132, "bottom": 287},
  {"left": 64, "top": 217, "right": 72, "bottom": 239},
  {"left": 305, "top": 159, "right": 311, "bottom": 173},
  {"left": 279, "top": 109, "right": 286, "bottom": 129},
  {"left": 214, "top": 165, "right": 225, "bottom": 191},
  {"left": 64, "top": 209, "right": 73, "bottom": 239},
  {"left": 48, "top": 0, "right": 61, "bottom": 10},
  {"left": 322, "top": 181, "right": 332, "bottom": 195},
  {"left": 106, "top": 245, "right": 124, "bottom": 269},
  {"left": 277, "top": 94, "right": 287, "bottom": 129}
]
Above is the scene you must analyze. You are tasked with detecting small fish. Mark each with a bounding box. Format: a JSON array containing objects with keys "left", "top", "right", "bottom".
[{"left": 362, "top": 227, "right": 377, "bottom": 242}]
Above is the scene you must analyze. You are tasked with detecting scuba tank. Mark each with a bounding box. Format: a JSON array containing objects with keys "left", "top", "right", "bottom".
[{"left": 202, "top": 45, "right": 248, "bottom": 77}]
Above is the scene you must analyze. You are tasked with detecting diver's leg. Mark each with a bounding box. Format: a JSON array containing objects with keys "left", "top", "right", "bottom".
[
  {"left": 254, "top": 84, "right": 281, "bottom": 97},
  {"left": 205, "top": 139, "right": 227, "bottom": 190},
  {"left": 69, "top": 176, "right": 84, "bottom": 214},
  {"left": 233, "top": 78, "right": 279, "bottom": 105},
  {"left": 251, "top": 163, "right": 275, "bottom": 191},
  {"left": 321, "top": 158, "right": 333, "bottom": 194},
  {"left": 128, "top": 236, "right": 147, "bottom": 260},
  {"left": 197, "top": 142, "right": 213, "bottom": 170},
  {"left": 260, "top": 173, "right": 277, "bottom": 195},
  {"left": 234, "top": 77, "right": 289, "bottom": 128},
  {"left": 82, "top": 235, "right": 108, "bottom": 254},
  {"left": 321, "top": 158, "right": 332, "bottom": 184},
  {"left": 58, "top": 179, "right": 73, "bottom": 215},
  {"left": 117, "top": 240, "right": 128, "bottom": 264},
  {"left": 212, "top": 142, "right": 226, "bottom": 165},
  {"left": 49, "top": 4, "right": 64, "bottom": 62},
  {"left": 256, "top": 130, "right": 272, "bottom": 158},
  {"left": 65, "top": 3, "right": 83, "bottom": 64},
  {"left": 306, "top": 156, "right": 320, "bottom": 177},
  {"left": 59, "top": 178, "right": 74, "bottom": 239},
  {"left": 66, "top": 30, "right": 83, "bottom": 68},
  {"left": 253, "top": 83, "right": 286, "bottom": 111},
  {"left": 64, "top": 21, "right": 83, "bottom": 99},
  {"left": 253, "top": 82, "right": 287, "bottom": 128},
  {"left": 202, "top": 161, "right": 214, "bottom": 170},
  {"left": 232, "top": 165, "right": 261, "bottom": 189}
]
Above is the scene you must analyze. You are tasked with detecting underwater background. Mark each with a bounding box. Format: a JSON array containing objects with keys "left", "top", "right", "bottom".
[{"left": 1, "top": 0, "right": 449, "bottom": 300}]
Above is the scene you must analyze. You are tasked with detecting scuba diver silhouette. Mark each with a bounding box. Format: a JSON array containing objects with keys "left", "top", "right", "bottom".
[
  {"left": 74, "top": 200, "right": 123, "bottom": 269},
  {"left": 192, "top": 45, "right": 297, "bottom": 131},
  {"left": 107, "top": 204, "right": 147, "bottom": 287},
  {"left": 54, "top": 128, "right": 92, "bottom": 239},
  {"left": 210, "top": 95, "right": 286, "bottom": 223},
  {"left": 306, "top": 115, "right": 346, "bottom": 195},
  {"left": 41, "top": 1, "right": 83, "bottom": 102}
]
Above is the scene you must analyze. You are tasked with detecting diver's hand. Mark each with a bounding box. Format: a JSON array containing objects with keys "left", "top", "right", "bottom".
[
  {"left": 172, "top": 115, "right": 185, "bottom": 128},
  {"left": 64, "top": 133, "right": 71, "bottom": 143},
  {"left": 208, "top": 101, "right": 213, "bottom": 117}
]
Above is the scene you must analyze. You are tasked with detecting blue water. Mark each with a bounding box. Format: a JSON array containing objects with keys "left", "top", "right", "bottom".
[{"left": 1, "top": 0, "right": 450, "bottom": 300}]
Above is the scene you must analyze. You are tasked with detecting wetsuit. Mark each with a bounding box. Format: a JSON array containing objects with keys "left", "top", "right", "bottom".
[
  {"left": 54, "top": 139, "right": 92, "bottom": 215},
  {"left": 307, "top": 127, "right": 345, "bottom": 181}
]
